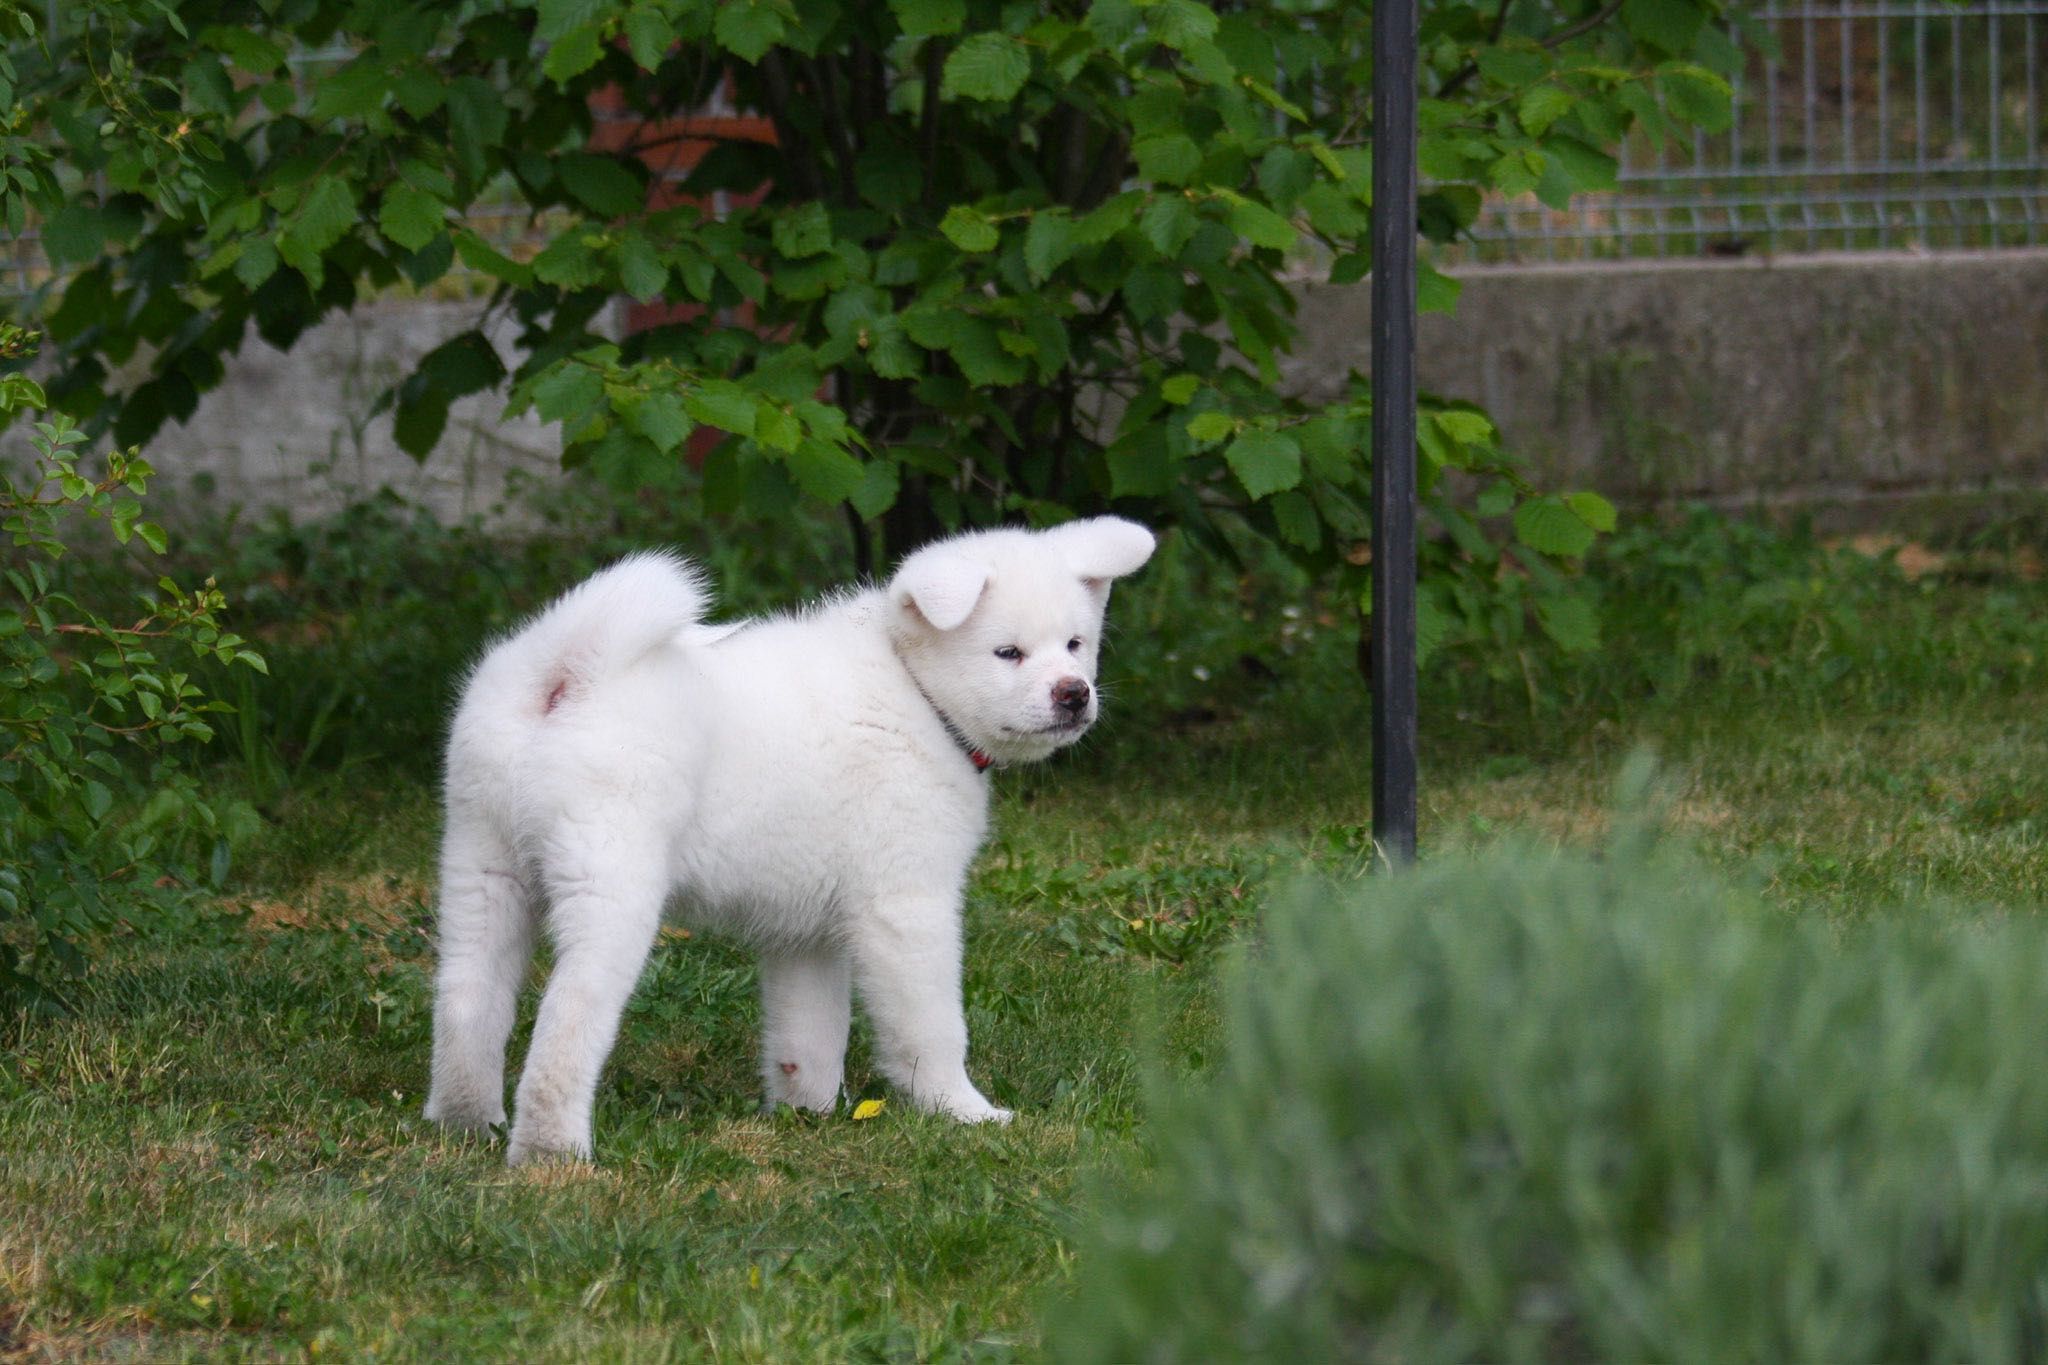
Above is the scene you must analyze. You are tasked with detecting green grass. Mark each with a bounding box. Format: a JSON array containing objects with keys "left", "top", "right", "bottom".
[{"left": 3, "top": 509, "right": 2046, "bottom": 1359}]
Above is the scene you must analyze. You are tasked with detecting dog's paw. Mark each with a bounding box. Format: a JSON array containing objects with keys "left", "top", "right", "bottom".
[
  {"left": 504, "top": 1127, "right": 593, "bottom": 1167},
  {"left": 929, "top": 1090, "right": 1013, "bottom": 1125},
  {"left": 423, "top": 1095, "right": 505, "bottom": 1133}
]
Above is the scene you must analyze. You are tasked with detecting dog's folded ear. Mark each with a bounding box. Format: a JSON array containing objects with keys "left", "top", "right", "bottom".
[
  {"left": 892, "top": 549, "right": 992, "bottom": 632},
  {"left": 1046, "top": 516, "right": 1156, "bottom": 583}
]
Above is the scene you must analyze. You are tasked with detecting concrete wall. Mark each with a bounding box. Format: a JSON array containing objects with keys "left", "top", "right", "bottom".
[
  {"left": 1289, "top": 247, "right": 2048, "bottom": 527},
  {"left": 83, "top": 299, "right": 615, "bottom": 527},
  {"left": 45, "top": 248, "right": 2048, "bottom": 530}
]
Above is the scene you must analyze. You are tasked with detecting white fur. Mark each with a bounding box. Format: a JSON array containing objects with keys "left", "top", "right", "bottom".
[{"left": 422, "top": 517, "right": 1156, "bottom": 1164}]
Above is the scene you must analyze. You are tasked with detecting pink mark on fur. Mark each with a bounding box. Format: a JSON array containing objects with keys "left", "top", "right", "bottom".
[
  {"left": 779, "top": 1062, "right": 799, "bottom": 1076},
  {"left": 542, "top": 678, "right": 568, "bottom": 714}
]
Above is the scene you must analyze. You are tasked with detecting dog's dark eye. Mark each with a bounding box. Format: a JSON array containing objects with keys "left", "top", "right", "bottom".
[
  {"left": 994, "top": 645, "right": 1023, "bottom": 661},
  {"left": 1067, "top": 636, "right": 1083, "bottom": 652}
]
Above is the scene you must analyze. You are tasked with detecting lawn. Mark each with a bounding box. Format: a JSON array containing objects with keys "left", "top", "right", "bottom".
[{"left": 2, "top": 510, "right": 2045, "bottom": 1360}]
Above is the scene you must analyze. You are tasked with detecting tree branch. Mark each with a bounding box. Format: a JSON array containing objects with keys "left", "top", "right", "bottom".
[
  {"left": 919, "top": 40, "right": 944, "bottom": 215},
  {"left": 756, "top": 51, "right": 830, "bottom": 202}
]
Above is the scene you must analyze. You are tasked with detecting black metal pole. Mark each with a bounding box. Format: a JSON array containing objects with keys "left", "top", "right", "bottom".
[{"left": 1370, "top": 0, "right": 1420, "bottom": 864}]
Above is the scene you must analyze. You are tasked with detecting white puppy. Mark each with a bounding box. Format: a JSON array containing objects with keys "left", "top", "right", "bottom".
[{"left": 422, "top": 517, "right": 1155, "bottom": 1163}]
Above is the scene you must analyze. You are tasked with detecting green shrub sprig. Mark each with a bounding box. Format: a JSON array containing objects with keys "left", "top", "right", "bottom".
[{"left": 1, "top": 325, "right": 265, "bottom": 1012}]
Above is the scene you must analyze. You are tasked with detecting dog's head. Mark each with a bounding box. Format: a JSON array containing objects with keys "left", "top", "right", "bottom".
[{"left": 888, "top": 517, "right": 1155, "bottom": 767}]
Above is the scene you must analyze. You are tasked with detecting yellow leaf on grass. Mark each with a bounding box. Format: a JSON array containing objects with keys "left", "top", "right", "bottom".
[{"left": 851, "top": 1098, "right": 887, "bottom": 1121}]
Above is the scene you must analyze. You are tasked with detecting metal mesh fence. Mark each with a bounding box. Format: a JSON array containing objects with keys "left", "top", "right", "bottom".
[{"left": 1461, "top": 0, "right": 2048, "bottom": 261}]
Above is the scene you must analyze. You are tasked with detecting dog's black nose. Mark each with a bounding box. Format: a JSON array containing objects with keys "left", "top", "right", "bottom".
[{"left": 1052, "top": 677, "right": 1090, "bottom": 716}]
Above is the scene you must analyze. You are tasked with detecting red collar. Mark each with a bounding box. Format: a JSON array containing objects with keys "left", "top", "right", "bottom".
[{"left": 912, "top": 682, "right": 995, "bottom": 774}]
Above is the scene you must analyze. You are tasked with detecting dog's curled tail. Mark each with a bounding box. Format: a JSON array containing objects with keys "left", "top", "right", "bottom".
[{"left": 515, "top": 551, "right": 708, "bottom": 714}]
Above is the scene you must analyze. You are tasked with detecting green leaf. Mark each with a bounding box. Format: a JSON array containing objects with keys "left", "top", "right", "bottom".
[
  {"left": 1269, "top": 488, "right": 1321, "bottom": 550},
  {"left": 1625, "top": 0, "right": 1708, "bottom": 56},
  {"left": 1150, "top": 0, "right": 1219, "bottom": 49},
  {"left": 849, "top": 458, "right": 900, "bottom": 519},
  {"left": 454, "top": 230, "right": 532, "bottom": 286},
  {"left": 949, "top": 320, "right": 1028, "bottom": 386},
  {"left": 628, "top": 390, "right": 692, "bottom": 452},
  {"left": 1224, "top": 429, "right": 1302, "bottom": 499},
  {"left": 773, "top": 201, "right": 834, "bottom": 259},
  {"left": 1108, "top": 430, "right": 1175, "bottom": 498},
  {"left": 1134, "top": 134, "right": 1203, "bottom": 186},
  {"left": 1414, "top": 584, "right": 1456, "bottom": 667},
  {"left": 447, "top": 79, "right": 508, "bottom": 181},
  {"left": 756, "top": 403, "right": 802, "bottom": 453},
  {"left": 558, "top": 153, "right": 645, "bottom": 218},
  {"left": 537, "top": 0, "right": 607, "bottom": 42},
  {"left": 418, "top": 330, "right": 507, "bottom": 398},
  {"left": 1229, "top": 200, "right": 1297, "bottom": 251},
  {"left": 378, "top": 185, "right": 446, "bottom": 252},
  {"left": 1514, "top": 497, "right": 1598, "bottom": 557},
  {"left": 1186, "top": 410, "right": 1236, "bottom": 443},
  {"left": 42, "top": 203, "right": 107, "bottom": 265},
  {"left": 1161, "top": 374, "right": 1201, "bottom": 405},
  {"left": 1519, "top": 85, "right": 1575, "bottom": 137},
  {"left": 939, "top": 205, "right": 1000, "bottom": 253},
  {"left": 1418, "top": 260, "right": 1462, "bottom": 314},
  {"left": 294, "top": 178, "right": 357, "bottom": 256},
  {"left": 617, "top": 231, "right": 668, "bottom": 302},
  {"left": 941, "top": 33, "right": 1032, "bottom": 102},
  {"left": 715, "top": 0, "right": 788, "bottom": 63},
  {"left": 1536, "top": 592, "right": 1601, "bottom": 652},
  {"left": 1139, "top": 195, "right": 1200, "bottom": 256},
  {"left": 1566, "top": 489, "right": 1619, "bottom": 533},
  {"left": 394, "top": 390, "right": 450, "bottom": 457},
  {"left": 1435, "top": 410, "right": 1495, "bottom": 446},
  {"left": 207, "top": 27, "right": 287, "bottom": 74},
  {"left": 1657, "top": 64, "right": 1734, "bottom": 132},
  {"left": 543, "top": 22, "right": 605, "bottom": 84},
  {"left": 786, "top": 438, "right": 865, "bottom": 503},
  {"left": 1475, "top": 46, "right": 1545, "bottom": 87},
  {"left": 891, "top": 0, "right": 964, "bottom": 37},
  {"left": 532, "top": 363, "right": 604, "bottom": 423},
  {"left": 1023, "top": 211, "right": 1078, "bottom": 283},
  {"left": 624, "top": 5, "right": 676, "bottom": 69},
  {"left": 533, "top": 233, "right": 606, "bottom": 289},
  {"left": 1543, "top": 136, "right": 1620, "bottom": 195},
  {"left": 686, "top": 381, "right": 758, "bottom": 436},
  {"left": 1476, "top": 478, "right": 1517, "bottom": 518}
]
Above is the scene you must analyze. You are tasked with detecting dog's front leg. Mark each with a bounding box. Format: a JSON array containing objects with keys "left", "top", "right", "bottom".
[
  {"left": 759, "top": 947, "right": 851, "bottom": 1112},
  {"left": 853, "top": 895, "right": 1012, "bottom": 1123},
  {"left": 505, "top": 854, "right": 665, "bottom": 1165}
]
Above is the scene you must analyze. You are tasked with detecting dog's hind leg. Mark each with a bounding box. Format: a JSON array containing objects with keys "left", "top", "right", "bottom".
[
  {"left": 759, "top": 948, "right": 851, "bottom": 1112},
  {"left": 425, "top": 812, "right": 536, "bottom": 1133},
  {"left": 504, "top": 828, "right": 665, "bottom": 1164}
]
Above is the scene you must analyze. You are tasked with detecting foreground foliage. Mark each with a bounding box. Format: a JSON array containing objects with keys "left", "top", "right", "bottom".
[
  {"left": 0, "top": 325, "right": 263, "bottom": 1012},
  {"left": 1053, "top": 809, "right": 2048, "bottom": 1363}
]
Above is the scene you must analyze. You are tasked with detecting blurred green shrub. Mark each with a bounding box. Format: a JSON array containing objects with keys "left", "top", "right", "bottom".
[
  {"left": 0, "top": 326, "right": 265, "bottom": 1012},
  {"left": 1050, "top": 815, "right": 2048, "bottom": 1362}
]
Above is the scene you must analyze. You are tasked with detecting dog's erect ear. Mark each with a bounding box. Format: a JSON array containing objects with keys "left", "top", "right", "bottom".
[
  {"left": 891, "top": 549, "right": 991, "bottom": 632},
  {"left": 1045, "top": 516, "right": 1156, "bottom": 583}
]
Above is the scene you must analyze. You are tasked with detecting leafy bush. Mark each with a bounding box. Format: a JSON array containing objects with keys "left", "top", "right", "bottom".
[
  {"left": 1050, "top": 811, "right": 2048, "bottom": 1362},
  {"left": 4, "top": 0, "right": 1734, "bottom": 656},
  {"left": 0, "top": 326, "right": 264, "bottom": 1011}
]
